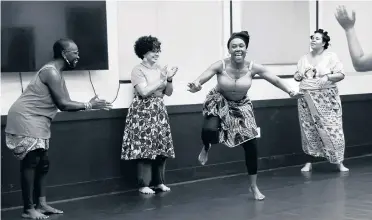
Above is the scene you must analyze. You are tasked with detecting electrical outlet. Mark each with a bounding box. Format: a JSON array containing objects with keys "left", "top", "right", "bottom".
[{"left": 256, "top": 127, "right": 261, "bottom": 138}]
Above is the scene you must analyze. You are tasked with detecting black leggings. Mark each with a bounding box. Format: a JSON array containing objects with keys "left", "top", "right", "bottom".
[
  {"left": 137, "top": 155, "right": 167, "bottom": 187},
  {"left": 20, "top": 149, "right": 50, "bottom": 211},
  {"left": 201, "top": 115, "right": 258, "bottom": 175}
]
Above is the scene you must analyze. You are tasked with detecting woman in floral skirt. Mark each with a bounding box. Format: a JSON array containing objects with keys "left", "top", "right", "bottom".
[{"left": 121, "top": 35, "right": 178, "bottom": 194}]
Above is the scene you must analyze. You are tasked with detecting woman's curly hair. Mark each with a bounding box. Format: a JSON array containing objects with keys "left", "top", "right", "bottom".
[
  {"left": 134, "top": 35, "right": 161, "bottom": 59},
  {"left": 311, "top": 29, "right": 331, "bottom": 49}
]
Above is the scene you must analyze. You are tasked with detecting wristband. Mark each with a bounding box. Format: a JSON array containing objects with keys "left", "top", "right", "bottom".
[{"left": 84, "top": 102, "right": 92, "bottom": 110}]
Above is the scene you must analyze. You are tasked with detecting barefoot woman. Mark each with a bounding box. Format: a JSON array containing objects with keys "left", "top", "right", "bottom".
[
  {"left": 295, "top": 29, "right": 348, "bottom": 172},
  {"left": 5, "top": 39, "right": 112, "bottom": 219},
  {"left": 187, "top": 31, "right": 303, "bottom": 200}
]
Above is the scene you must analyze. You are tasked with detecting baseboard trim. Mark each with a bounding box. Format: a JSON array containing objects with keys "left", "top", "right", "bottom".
[{"left": 2, "top": 143, "right": 371, "bottom": 210}]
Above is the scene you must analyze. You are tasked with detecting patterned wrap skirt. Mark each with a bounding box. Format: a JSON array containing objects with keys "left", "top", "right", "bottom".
[
  {"left": 203, "top": 88, "right": 258, "bottom": 148},
  {"left": 121, "top": 95, "right": 175, "bottom": 160},
  {"left": 5, "top": 133, "right": 49, "bottom": 160},
  {"left": 298, "top": 87, "right": 345, "bottom": 164}
]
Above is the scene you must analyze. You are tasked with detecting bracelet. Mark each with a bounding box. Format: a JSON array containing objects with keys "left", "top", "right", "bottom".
[
  {"left": 294, "top": 74, "right": 303, "bottom": 82},
  {"left": 84, "top": 102, "right": 92, "bottom": 110}
]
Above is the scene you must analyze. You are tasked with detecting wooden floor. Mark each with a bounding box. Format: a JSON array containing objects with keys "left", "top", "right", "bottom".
[{"left": 2, "top": 155, "right": 372, "bottom": 220}]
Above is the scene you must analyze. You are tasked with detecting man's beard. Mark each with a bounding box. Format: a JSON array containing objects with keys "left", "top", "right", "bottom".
[{"left": 64, "top": 58, "right": 77, "bottom": 70}]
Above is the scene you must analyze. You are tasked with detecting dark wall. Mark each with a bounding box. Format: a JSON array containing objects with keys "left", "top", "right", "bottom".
[{"left": 2, "top": 94, "right": 372, "bottom": 208}]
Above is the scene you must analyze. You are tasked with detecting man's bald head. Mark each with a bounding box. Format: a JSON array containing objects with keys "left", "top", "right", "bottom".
[{"left": 53, "top": 39, "right": 77, "bottom": 59}]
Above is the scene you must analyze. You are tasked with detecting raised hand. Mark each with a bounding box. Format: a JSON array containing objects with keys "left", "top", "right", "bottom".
[
  {"left": 167, "top": 66, "right": 179, "bottom": 80},
  {"left": 335, "top": 5, "right": 356, "bottom": 31},
  {"left": 187, "top": 81, "right": 202, "bottom": 93}
]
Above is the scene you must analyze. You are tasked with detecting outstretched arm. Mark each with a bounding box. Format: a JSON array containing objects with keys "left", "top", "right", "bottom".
[
  {"left": 344, "top": 29, "right": 372, "bottom": 72},
  {"left": 335, "top": 6, "right": 372, "bottom": 72},
  {"left": 253, "top": 63, "right": 294, "bottom": 95},
  {"left": 40, "top": 68, "right": 87, "bottom": 111},
  {"left": 187, "top": 60, "right": 222, "bottom": 93},
  {"left": 193, "top": 60, "right": 222, "bottom": 85}
]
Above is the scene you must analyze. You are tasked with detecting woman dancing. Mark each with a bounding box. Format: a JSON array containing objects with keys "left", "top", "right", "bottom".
[
  {"left": 187, "top": 31, "right": 303, "bottom": 200},
  {"left": 294, "top": 29, "right": 348, "bottom": 172}
]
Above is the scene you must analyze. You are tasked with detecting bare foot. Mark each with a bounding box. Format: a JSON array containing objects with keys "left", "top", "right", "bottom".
[
  {"left": 301, "top": 163, "right": 312, "bottom": 172},
  {"left": 139, "top": 187, "right": 155, "bottom": 194},
  {"left": 21, "top": 208, "right": 49, "bottom": 219},
  {"left": 156, "top": 184, "right": 171, "bottom": 192},
  {"left": 249, "top": 186, "right": 265, "bottom": 201},
  {"left": 338, "top": 163, "right": 349, "bottom": 172},
  {"left": 198, "top": 144, "right": 210, "bottom": 165},
  {"left": 36, "top": 204, "right": 63, "bottom": 215}
]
